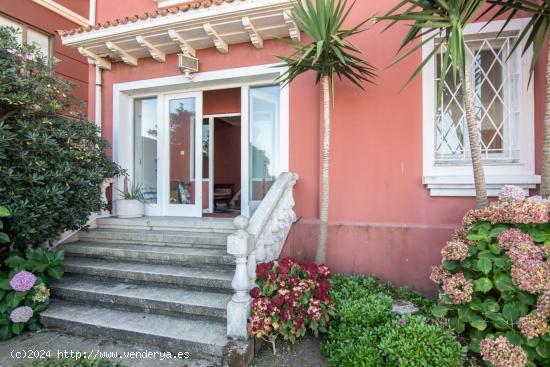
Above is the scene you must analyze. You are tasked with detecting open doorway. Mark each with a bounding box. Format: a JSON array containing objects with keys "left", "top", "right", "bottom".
[{"left": 202, "top": 88, "right": 242, "bottom": 217}]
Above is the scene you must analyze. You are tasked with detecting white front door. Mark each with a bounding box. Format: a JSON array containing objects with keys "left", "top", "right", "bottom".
[{"left": 133, "top": 92, "right": 203, "bottom": 217}]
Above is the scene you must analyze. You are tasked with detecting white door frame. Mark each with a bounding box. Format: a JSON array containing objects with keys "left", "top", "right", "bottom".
[{"left": 112, "top": 64, "right": 289, "bottom": 217}]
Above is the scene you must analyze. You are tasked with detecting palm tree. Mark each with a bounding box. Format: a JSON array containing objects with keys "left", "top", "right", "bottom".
[
  {"left": 382, "top": 0, "right": 489, "bottom": 208},
  {"left": 277, "top": 0, "right": 376, "bottom": 264},
  {"left": 483, "top": 1, "right": 550, "bottom": 197}
]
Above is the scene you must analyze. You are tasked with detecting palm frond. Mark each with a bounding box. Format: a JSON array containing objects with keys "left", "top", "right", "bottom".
[
  {"left": 379, "top": 0, "right": 487, "bottom": 101},
  {"left": 276, "top": 0, "right": 377, "bottom": 97},
  {"left": 485, "top": 0, "right": 549, "bottom": 83}
]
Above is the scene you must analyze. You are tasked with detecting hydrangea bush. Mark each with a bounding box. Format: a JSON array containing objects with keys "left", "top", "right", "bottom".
[
  {"left": 0, "top": 248, "right": 63, "bottom": 340},
  {"left": 249, "top": 258, "right": 334, "bottom": 352},
  {"left": 431, "top": 185, "right": 550, "bottom": 366}
]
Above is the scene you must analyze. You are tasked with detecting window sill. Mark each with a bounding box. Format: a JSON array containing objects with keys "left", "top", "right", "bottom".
[{"left": 423, "top": 174, "right": 541, "bottom": 197}]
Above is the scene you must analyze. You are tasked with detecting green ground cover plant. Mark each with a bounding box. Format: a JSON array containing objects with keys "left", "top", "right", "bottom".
[{"left": 321, "top": 274, "right": 465, "bottom": 367}]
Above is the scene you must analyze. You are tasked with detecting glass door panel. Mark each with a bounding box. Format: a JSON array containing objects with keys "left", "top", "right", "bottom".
[
  {"left": 134, "top": 98, "right": 158, "bottom": 205},
  {"left": 165, "top": 93, "right": 203, "bottom": 216},
  {"left": 249, "top": 85, "right": 280, "bottom": 213}
]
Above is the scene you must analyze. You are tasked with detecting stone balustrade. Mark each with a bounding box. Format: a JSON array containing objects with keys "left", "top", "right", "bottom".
[{"left": 226, "top": 172, "right": 298, "bottom": 340}]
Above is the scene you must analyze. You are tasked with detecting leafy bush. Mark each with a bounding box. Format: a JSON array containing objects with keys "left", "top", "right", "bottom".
[
  {"left": 0, "top": 26, "right": 121, "bottom": 249},
  {"left": 249, "top": 258, "right": 333, "bottom": 352},
  {"left": 322, "top": 274, "right": 462, "bottom": 367},
  {"left": 16, "top": 357, "right": 121, "bottom": 367},
  {"left": 379, "top": 316, "right": 466, "bottom": 367},
  {"left": 430, "top": 186, "right": 550, "bottom": 366},
  {"left": 0, "top": 247, "right": 63, "bottom": 340}
]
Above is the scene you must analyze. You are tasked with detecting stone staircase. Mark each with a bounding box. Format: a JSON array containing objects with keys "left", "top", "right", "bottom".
[{"left": 41, "top": 217, "right": 238, "bottom": 363}]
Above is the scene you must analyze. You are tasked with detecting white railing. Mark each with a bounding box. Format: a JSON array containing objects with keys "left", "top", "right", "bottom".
[
  {"left": 226, "top": 172, "right": 298, "bottom": 340},
  {"left": 51, "top": 177, "right": 115, "bottom": 247}
]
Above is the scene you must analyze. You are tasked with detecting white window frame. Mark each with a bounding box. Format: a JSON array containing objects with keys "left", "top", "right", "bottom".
[
  {"left": 422, "top": 18, "right": 540, "bottom": 196},
  {"left": 0, "top": 14, "right": 52, "bottom": 58}
]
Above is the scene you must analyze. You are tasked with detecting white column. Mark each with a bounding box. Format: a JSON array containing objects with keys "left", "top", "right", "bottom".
[
  {"left": 227, "top": 216, "right": 252, "bottom": 340},
  {"left": 95, "top": 66, "right": 102, "bottom": 130}
]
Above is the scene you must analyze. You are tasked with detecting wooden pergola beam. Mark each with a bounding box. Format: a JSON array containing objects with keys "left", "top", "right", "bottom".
[
  {"left": 242, "top": 16, "right": 263, "bottom": 49},
  {"left": 203, "top": 23, "right": 228, "bottom": 54},
  {"left": 77, "top": 47, "right": 111, "bottom": 70},
  {"left": 105, "top": 41, "right": 138, "bottom": 66},
  {"left": 283, "top": 11, "right": 301, "bottom": 42},
  {"left": 136, "top": 36, "right": 166, "bottom": 62}
]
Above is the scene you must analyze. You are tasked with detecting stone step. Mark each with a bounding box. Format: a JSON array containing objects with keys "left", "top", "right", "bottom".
[
  {"left": 96, "top": 216, "right": 235, "bottom": 234},
  {"left": 64, "top": 257, "right": 234, "bottom": 291},
  {"left": 60, "top": 242, "right": 234, "bottom": 267},
  {"left": 50, "top": 275, "right": 230, "bottom": 320},
  {"left": 40, "top": 300, "right": 228, "bottom": 358},
  {"left": 78, "top": 228, "right": 228, "bottom": 248}
]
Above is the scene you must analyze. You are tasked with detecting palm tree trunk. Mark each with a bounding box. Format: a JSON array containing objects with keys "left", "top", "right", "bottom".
[
  {"left": 460, "top": 68, "right": 488, "bottom": 208},
  {"left": 540, "top": 36, "right": 550, "bottom": 198},
  {"left": 315, "top": 75, "right": 330, "bottom": 265}
]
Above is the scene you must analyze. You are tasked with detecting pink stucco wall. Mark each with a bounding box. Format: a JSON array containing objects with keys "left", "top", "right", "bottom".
[{"left": 91, "top": 0, "right": 544, "bottom": 294}]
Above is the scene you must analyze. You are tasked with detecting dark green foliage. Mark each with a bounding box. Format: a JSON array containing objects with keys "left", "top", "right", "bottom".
[
  {"left": 0, "top": 206, "right": 10, "bottom": 245},
  {"left": 16, "top": 357, "right": 121, "bottom": 367},
  {"left": 322, "top": 274, "right": 461, "bottom": 367},
  {"left": 0, "top": 26, "right": 121, "bottom": 250},
  {"left": 276, "top": 0, "right": 376, "bottom": 94},
  {"left": 379, "top": 316, "right": 466, "bottom": 367}
]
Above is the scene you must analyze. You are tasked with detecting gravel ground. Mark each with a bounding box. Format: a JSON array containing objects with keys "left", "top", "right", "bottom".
[{"left": 251, "top": 335, "right": 328, "bottom": 367}]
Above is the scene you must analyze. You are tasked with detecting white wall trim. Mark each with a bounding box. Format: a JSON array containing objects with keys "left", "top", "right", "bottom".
[
  {"left": 421, "top": 18, "right": 538, "bottom": 196},
  {"left": 32, "top": 0, "right": 90, "bottom": 27}
]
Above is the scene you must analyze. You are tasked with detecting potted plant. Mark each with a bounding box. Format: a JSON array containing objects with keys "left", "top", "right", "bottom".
[{"left": 116, "top": 177, "right": 146, "bottom": 218}]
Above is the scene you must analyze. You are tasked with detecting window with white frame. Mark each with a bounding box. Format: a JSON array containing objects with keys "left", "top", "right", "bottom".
[
  {"left": 422, "top": 19, "right": 539, "bottom": 197},
  {"left": 0, "top": 14, "right": 51, "bottom": 57}
]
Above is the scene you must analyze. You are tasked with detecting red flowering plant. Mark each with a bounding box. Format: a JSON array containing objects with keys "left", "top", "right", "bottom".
[
  {"left": 431, "top": 186, "right": 550, "bottom": 367},
  {"left": 249, "top": 258, "right": 334, "bottom": 353}
]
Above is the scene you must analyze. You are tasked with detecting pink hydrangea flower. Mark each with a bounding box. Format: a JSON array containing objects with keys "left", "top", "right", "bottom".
[
  {"left": 441, "top": 240, "right": 470, "bottom": 261},
  {"left": 463, "top": 200, "right": 550, "bottom": 226},
  {"left": 480, "top": 336, "right": 528, "bottom": 367},
  {"left": 443, "top": 273, "right": 473, "bottom": 304},
  {"left": 498, "top": 185, "right": 526, "bottom": 202},
  {"left": 497, "top": 228, "right": 534, "bottom": 251},
  {"left": 9, "top": 271, "right": 36, "bottom": 292},
  {"left": 518, "top": 314, "right": 548, "bottom": 339},
  {"left": 10, "top": 306, "right": 33, "bottom": 323},
  {"left": 511, "top": 260, "right": 550, "bottom": 293},
  {"left": 507, "top": 239, "right": 544, "bottom": 263},
  {"left": 537, "top": 293, "right": 550, "bottom": 318},
  {"left": 429, "top": 265, "right": 449, "bottom": 284}
]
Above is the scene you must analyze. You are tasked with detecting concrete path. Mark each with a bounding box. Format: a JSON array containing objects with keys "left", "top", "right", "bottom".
[{"left": 0, "top": 329, "right": 219, "bottom": 367}]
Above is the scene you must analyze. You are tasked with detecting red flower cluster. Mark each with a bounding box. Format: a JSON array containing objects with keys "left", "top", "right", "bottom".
[{"left": 249, "top": 258, "right": 333, "bottom": 343}]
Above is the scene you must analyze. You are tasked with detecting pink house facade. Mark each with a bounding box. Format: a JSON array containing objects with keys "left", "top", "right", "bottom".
[{"left": 58, "top": 0, "right": 544, "bottom": 295}]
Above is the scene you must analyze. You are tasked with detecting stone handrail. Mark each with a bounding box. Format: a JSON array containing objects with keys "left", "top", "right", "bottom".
[
  {"left": 226, "top": 172, "right": 298, "bottom": 340},
  {"left": 52, "top": 177, "right": 115, "bottom": 247}
]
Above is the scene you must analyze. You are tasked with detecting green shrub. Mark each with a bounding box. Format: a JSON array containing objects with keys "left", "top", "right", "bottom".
[
  {"left": 0, "top": 26, "right": 121, "bottom": 250},
  {"left": 379, "top": 316, "right": 466, "bottom": 367},
  {"left": 430, "top": 190, "right": 550, "bottom": 366},
  {"left": 16, "top": 357, "right": 121, "bottom": 367}
]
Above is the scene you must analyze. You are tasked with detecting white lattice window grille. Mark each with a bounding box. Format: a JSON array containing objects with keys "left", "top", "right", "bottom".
[
  {"left": 422, "top": 19, "right": 539, "bottom": 197},
  {"left": 435, "top": 34, "right": 520, "bottom": 163}
]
